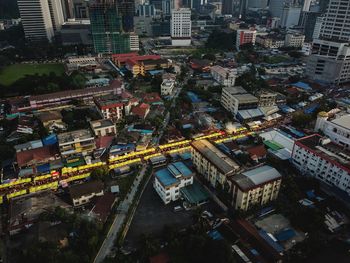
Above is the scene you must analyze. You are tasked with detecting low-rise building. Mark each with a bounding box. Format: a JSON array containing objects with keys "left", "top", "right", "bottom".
[
  {"left": 256, "top": 91, "right": 277, "bottom": 107},
  {"left": 69, "top": 181, "right": 104, "bottom": 206},
  {"left": 256, "top": 35, "right": 285, "bottom": 49},
  {"left": 131, "top": 103, "right": 150, "bottom": 119},
  {"left": 58, "top": 129, "right": 96, "bottom": 158},
  {"left": 210, "top": 65, "right": 237, "bottom": 86},
  {"left": 66, "top": 56, "right": 98, "bottom": 71},
  {"left": 161, "top": 79, "right": 175, "bottom": 96},
  {"left": 285, "top": 33, "right": 305, "bottom": 48},
  {"left": 292, "top": 134, "right": 350, "bottom": 194},
  {"left": 90, "top": 119, "right": 116, "bottom": 137},
  {"left": 153, "top": 162, "right": 194, "bottom": 204},
  {"left": 229, "top": 165, "right": 282, "bottom": 211},
  {"left": 315, "top": 111, "right": 350, "bottom": 149},
  {"left": 191, "top": 139, "right": 240, "bottom": 188},
  {"left": 221, "top": 86, "right": 259, "bottom": 115},
  {"left": 37, "top": 110, "right": 66, "bottom": 132}
]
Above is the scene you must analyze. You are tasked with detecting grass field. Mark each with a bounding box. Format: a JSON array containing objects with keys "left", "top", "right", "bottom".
[{"left": 0, "top": 63, "right": 65, "bottom": 86}]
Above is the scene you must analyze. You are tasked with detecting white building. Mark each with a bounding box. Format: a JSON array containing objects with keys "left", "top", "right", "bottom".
[
  {"left": 302, "top": 42, "right": 312, "bottom": 56},
  {"left": 210, "top": 65, "right": 237, "bottom": 86},
  {"left": 161, "top": 79, "right": 175, "bottom": 96},
  {"left": 191, "top": 139, "right": 240, "bottom": 188},
  {"left": 90, "top": 119, "right": 116, "bottom": 137},
  {"left": 307, "top": 0, "right": 350, "bottom": 84},
  {"left": 221, "top": 86, "right": 258, "bottom": 115},
  {"left": 281, "top": 6, "right": 302, "bottom": 28},
  {"left": 285, "top": 33, "right": 305, "bottom": 48},
  {"left": 229, "top": 165, "right": 282, "bottom": 211},
  {"left": 292, "top": 134, "right": 350, "bottom": 195},
  {"left": 171, "top": 8, "right": 191, "bottom": 46},
  {"left": 18, "top": 0, "right": 64, "bottom": 42},
  {"left": 69, "top": 181, "right": 104, "bottom": 207},
  {"left": 129, "top": 33, "right": 140, "bottom": 51},
  {"left": 236, "top": 28, "right": 257, "bottom": 50},
  {"left": 315, "top": 112, "right": 350, "bottom": 149},
  {"left": 153, "top": 162, "right": 194, "bottom": 204}
]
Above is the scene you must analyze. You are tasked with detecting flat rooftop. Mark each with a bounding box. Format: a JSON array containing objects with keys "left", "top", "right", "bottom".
[
  {"left": 90, "top": 119, "right": 115, "bottom": 129},
  {"left": 155, "top": 168, "right": 179, "bottom": 187},
  {"left": 58, "top": 129, "right": 94, "bottom": 144},
  {"left": 191, "top": 139, "right": 239, "bottom": 175},
  {"left": 231, "top": 165, "right": 282, "bottom": 191},
  {"left": 330, "top": 114, "right": 350, "bottom": 131},
  {"left": 234, "top": 93, "right": 259, "bottom": 104},
  {"left": 296, "top": 134, "right": 350, "bottom": 170}
]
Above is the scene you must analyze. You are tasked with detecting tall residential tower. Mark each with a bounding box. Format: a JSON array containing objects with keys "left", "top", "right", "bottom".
[{"left": 171, "top": 8, "right": 191, "bottom": 46}]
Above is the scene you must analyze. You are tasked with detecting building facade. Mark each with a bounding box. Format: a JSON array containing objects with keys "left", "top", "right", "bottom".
[
  {"left": 18, "top": 0, "right": 64, "bottom": 42},
  {"left": 221, "top": 86, "right": 259, "bottom": 115},
  {"left": 171, "top": 8, "right": 192, "bottom": 46},
  {"left": 90, "top": 119, "right": 116, "bottom": 137},
  {"left": 236, "top": 29, "right": 257, "bottom": 50},
  {"left": 306, "top": 0, "right": 350, "bottom": 84},
  {"left": 89, "top": 0, "right": 130, "bottom": 54},
  {"left": 230, "top": 165, "right": 282, "bottom": 211},
  {"left": 210, "top": 65, "right": 237, "bottom": 86},
  {"left": 153, "top": 162, "right": 194, "bottom": 204},
  {"left": 315, "top": 112, "right": 350, "bottom": 149},
  {"left": 292, "top": 134, "right": 350, "bottom": 195},
  {"left": 285, "top": 33, "right": 305, "bottom": 47},
  {"left": 191, "top": 139, "right": 240, "bottom": 188},
  {"left": 58, "top": 129, "right": 96, "bottom": 158}
]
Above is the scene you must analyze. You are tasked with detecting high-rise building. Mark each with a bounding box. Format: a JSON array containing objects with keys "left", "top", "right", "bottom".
[
  {"left": 62, "top": 0, "right": 89, "bottom": 19},
  {"left": 247, "top": 0, "right": 268, "bottom": 9},
  {"left": 312, "top": 16, "right": 323, "bottom": 39},
  {"left": 162, "top": 0, "right": 172, "bottom": 15},
  {"left": 300, "top": 11, "right": 322, "bottom": 41},
  {"left": 171, "top": 8, "right": 191, "bottom": 46},
  {"left": 281, "top": 5, "right": 301, "bottom": 28},
  {"left": 222, "top": 0, "right": 241, "bottom": 16},
  {"left": 138, "top": 3, "right": 156, "bottom": 17},
  {"left": 306, "top": 0, "right": 350, "bottom": 84},
  {"left": 268, "top": 0, "right": 293, "bottom": 18},
  {"left": 18, "top": 0, "right": 64, "bottom": 42},
  {"left": 89, "top": 0, "right": 130, "bottom": 54},
  {"left": 117, "top": 0, "right": 135, "bottom": 32}
]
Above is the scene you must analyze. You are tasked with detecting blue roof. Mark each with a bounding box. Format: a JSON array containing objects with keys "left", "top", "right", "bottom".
[
  {"left": 258, "top": 230, "right": 284, "bottom": 253},
  {"left": 170, "top": 162, "right": 192, "bottom": 177},
  {"left": 208, "top": 230, "right": 223, "bottom": 240},
  {"left": 304, "top": 104, "right": 319, "bottom": 114},
  {"left": 292, "top": 82, "right": 312, "bottom": 91},
  {"left": 187, "top": 91, "right": 202, "bottom": 103},
  {"left": 275, "top": 228, "right": 296, "bottom": 242},
  {"left": 155, "top": 168, "right": 179, "bottom": 187},
  {"left": 180, "top": 152, "right": 191, "bottom": 160}
]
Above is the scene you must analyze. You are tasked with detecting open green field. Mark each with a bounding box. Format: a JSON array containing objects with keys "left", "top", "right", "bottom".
[{"left": 0, "top": 63, "right": 65, "bottom": 86}]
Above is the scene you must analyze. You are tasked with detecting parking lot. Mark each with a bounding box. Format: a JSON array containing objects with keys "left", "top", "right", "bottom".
[{"left": 123, "top": 175, "right": 194, "bottom": 249}]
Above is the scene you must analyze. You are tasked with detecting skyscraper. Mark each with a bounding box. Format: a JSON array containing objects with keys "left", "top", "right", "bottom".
[
  {"left": 117, "top": 0, "right": 135, "bottom": 32},
  {"left": 18, "top": 0, "right": 64, "bottom": 42},
  {"left": 269, "top": 0, "right": 293, "bottom": 18},
  {"left": 89, "top": 0, "right": 130, "bottom": 54},
  {"left": 306, "top": 0, "right": 350, "bottom": 84},
  {"left": 171, "top": 8, "right": 191, "bottom": 46}
]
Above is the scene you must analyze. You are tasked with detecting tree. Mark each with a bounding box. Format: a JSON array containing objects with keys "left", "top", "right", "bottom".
[
  {"left": 291, "top": 112, "right": 313, "bottom": 128},
  {"left": 90, "top": 167, "right": 109, "bottom": 181},
  {"left": 206, "top": 30, "right": 236, "bottom": 50}
]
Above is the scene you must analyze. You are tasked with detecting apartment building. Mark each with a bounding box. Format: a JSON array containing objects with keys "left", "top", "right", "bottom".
[
  {"left": 153, "top": 162, "right": 194, "bottom": 204},
  {"left": 230, "top": 165, "right": 282, "bottom": 211},
  {"left": 256, "top": 91, "right": 277, "bottom": 107},
  {"left": 285, "top": 33, "right": 305, "bottom": 48},
  {"left": 236, "top": 28, "right": 257, "bottom": 50},
  {"left": 221, "top": 86, "right": 259, "bottom": 115},
  {"left": 171, "top": 8, "right": 191, "bottom": 46},
  {"left": 191, "top": 139, "right": 240, "bottom": 188},
  {"left": 292, "top": 134, "right": 350, "bottom": 194},
  {"left": 306, "top": 0, "right": 350, "bottom": 84},
  {"left": 210, "top": 65, "right": 237, "bottom": 87},
  {"left": 58, "top": 129, "right": 96, "bottom": 157},
  {"left": 94, "top": 96, "right": 125, "bottom": 121},
  {"left": 315, "top": 112, "right": 350, "bottom": 149},
  {"left": 256, "top": 35, "right": 285, "bottom": 49},
  {"left": 90, "top": 119, "right": 116, "bottom": 137}
]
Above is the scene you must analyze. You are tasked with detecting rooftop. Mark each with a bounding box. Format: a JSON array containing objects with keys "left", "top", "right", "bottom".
[
  {"left": 234, "top": 93, "right": 259, "bottom": 104},
  {"left": 191, "top": 139, "right": 239, "bottom": 175},
  {"left": 69, "top": 180, "right": 104, "bottom": 199},
  {"left": 296, "top": 134, "right": 350, "bottom": 171},
  {"left": 330, "top": 114, "right": 350, "bottom": 130},
  {"left": 90, "top": 119, "right": 115, "bottom": 129},
  {"left": 232, "top": 165, "right": 282, "bottom": 191},
  {"left": 58, "top": 129, "right": 94, "bottom": 144},
  {"left": 155, "top": 168, "right": 179, "bottom": 187},
  {"left": 222, "top": 86, "right": 247, "bottom": 95}
]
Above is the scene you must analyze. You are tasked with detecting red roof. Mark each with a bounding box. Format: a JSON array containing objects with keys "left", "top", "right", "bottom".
[
  {"left": 112, "top": 53, "right": 161, "bottom": 64},
  {"left": 247, "top": 145, "right": 267, "bottom": 159},
  {"left": 142, "top": 92, "right": 162, "bottom": 104},
  {"left": 95, "top": 136, "right": 114, "bottom": 149},
  {"left": 16, "top": 145, "right": 58, "bottom": 167},
  {"left": 131, "top": 103, "right": 150, "bottom": 119},
  {"left": 149, "top": 253, "right": 170, "bottom": 263},
  {"left": 90, "top": 192, "right": 116, "bottom": 223}
]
